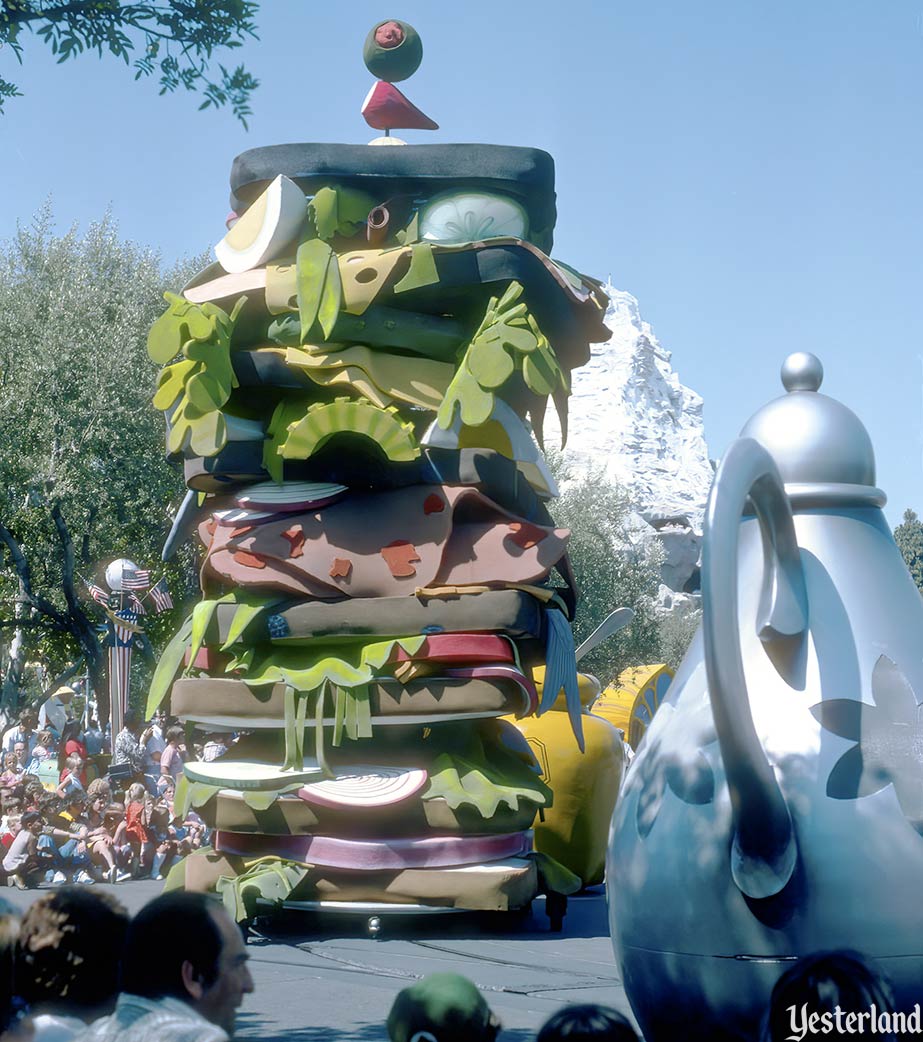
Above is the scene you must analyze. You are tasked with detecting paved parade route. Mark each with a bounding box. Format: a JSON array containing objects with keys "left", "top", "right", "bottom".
[{"left": 4, "top": 882, "right": 633, "bottom": 1041}]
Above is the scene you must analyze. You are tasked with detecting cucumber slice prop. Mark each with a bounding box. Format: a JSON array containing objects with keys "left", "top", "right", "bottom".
[
  {"left": 184, "top": 758, "right": 325, "bottom": 791},
  {"left": 235, "top": 480, "right": 348, "bottom": 512},
  {"left": 215, "top": 175, "right": 307, "bottom": 275}
]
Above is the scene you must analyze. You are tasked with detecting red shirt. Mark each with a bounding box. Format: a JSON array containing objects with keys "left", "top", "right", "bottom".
[
  {"left": 64, "top": 739, "right": 89, "bottom": 785},
  {"left": 125, "top": 800, "right": 150, "bottom": 844}
]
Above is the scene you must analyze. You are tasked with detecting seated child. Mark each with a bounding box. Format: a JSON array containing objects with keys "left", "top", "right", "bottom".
[
  {"left": 38, "top": 794, "right": 96, "bottom": 884},
  {"left": 2, "top": 811, "right": 42, "bottom": 889},
  {"left": 0, "top": 753, "right": 23, "bottom": 789},
  {"left": 56, "top": 754, "right": 87, "bottom": 800}
]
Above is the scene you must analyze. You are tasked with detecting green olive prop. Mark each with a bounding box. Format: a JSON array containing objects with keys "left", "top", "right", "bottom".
[{"left": 363, "top": 20, "right": 423, "bottom": 83}]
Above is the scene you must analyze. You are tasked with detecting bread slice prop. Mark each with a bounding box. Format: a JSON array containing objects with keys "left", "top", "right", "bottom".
[{"left": 149, "top": 21, "right": 609, "bottom": 925}]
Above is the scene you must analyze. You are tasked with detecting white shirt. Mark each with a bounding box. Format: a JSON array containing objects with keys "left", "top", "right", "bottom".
[
  {"left": 3, "top": 828, "right": 34, "bottom": 872},
  {"left": 74, "top": 994, "right": 227, "bottom": 1042},
  {"left": 2, "top": 724, "right": 37, "bottom": 758},
  {"left": 38, "top": 696, "right": 70, "bottom": 736},
  {"left": 30, "top": 1012, "right": 86, "bottom": 1042},
  {"left": 144, "top": 725, "right": 167, "bottom": 773}
]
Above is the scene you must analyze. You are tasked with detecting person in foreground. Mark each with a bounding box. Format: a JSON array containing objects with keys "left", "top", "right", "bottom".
[
  {"left": 537, "top": 1005, "right": 639, "bottom": 1042},
  {"left": 387, "top": 973, "right": 500, "bottom": 1042},
  {"left": 15, "top": 888, "right": 129, "bottom": 1041},
  {"left": 75, "top": 891, "right": 254, "bottom": 1042},
  {"left": 761, "top": 950, "right": 901, "bottom": 1042}
]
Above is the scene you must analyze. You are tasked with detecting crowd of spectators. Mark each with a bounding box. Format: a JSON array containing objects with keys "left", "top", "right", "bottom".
[{"left": 0, "top": 706, "right": 209, "bottom": 890}]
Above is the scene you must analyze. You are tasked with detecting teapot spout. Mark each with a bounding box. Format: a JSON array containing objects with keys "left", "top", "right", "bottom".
[{"left": 703, "top": 438, "right": 805, "bottom": 899}]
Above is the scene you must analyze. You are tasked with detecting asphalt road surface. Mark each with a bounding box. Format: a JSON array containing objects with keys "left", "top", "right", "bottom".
[{"left": 3, "top": 880, "right": 634, "bottom": 1042}]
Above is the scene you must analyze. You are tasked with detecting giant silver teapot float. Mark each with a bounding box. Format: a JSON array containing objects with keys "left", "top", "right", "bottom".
[{"left": 608, "top": 353, "right": 923, "bottom": 1041}]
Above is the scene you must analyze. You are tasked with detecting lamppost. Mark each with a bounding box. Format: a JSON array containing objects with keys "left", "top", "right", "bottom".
[{"left": 104, "top": 558, "right": 144, "bottom": 738}]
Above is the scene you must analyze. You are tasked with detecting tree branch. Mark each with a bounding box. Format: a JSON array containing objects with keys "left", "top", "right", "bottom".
[
  {"left": 49, "top": 501, "right": 103, "bottom": 671},
  {"left": 0, "top": 520, "right": 33, "bottom": 598},
  {"left": 50, "top": 499, "right": 78, "bottom": 614},
  {"left": 0, "top": 617, "right": 67, "bottom": 632},
  {"left": 0, "top": 521, "right": 72, "bottom": 629},
  {"left": 1, "top": 2, "right": 115, "bottom": 26},
  {"left": 39, "top": 657, "right": 85, "bottom": 701}
]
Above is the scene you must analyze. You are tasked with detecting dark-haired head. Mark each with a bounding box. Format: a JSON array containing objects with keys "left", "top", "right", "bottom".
[
  {"left": 122, "top": 891, "right": 252, "bottom": 1035},
  {"left": 15, "top": 888, "right": 128, "bottom": 1020},
  {"left": 0, "top": 904, "right": 18, "bottom": 1032},
  {"left": 762, "top": 951, "right": 898, "bottom": 1042},
  {"left": 122, "top": 891, "right": 224, "bottom": 1000},
  {"left": 537, "top": 1005, "right": 639, "bottom": 1042},
  {"left": 61, "top": 720, "right": 82, "bottom": 741},
  {"left": 122, "top": 710, "right": 140, "bottom": 732}
]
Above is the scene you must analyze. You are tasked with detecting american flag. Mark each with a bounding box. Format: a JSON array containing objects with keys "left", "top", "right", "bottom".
[
  {"left": 122, "top": 569, "right": 151, "bottom": 590},
  {"left": 149, "top": 576, "right": 174, "bottom": 612},
  {"left": 82, "top": 577, "right": 110, "bottom": 606},
  {"left": 129, "top": 593, "right": 148, "bottom": 616}
]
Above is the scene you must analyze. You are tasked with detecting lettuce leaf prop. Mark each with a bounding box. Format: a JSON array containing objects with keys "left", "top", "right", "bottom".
[
  {"left": 173, "top": 771, "right": 302, "bottom": 819},
  {"left": 263, "top": 397, "right": 311, "bottom": 482},
  {"left": 146, "top": 614, "right": 194, "bottom": 719},
  {"left": 296, "top": 238, "right": 341, "bottom": 341},
  {"left": 239, "top": 636, "right": 425, "bottom": 691},
  {"left": 308, "top": 186, "right": 377, "bottom": 243},
  {"left": 436, "top": 281, "right": 568, "bottom": 431},
  {"left": 216, "top": 857, "right": 312, "bottom": 923},
  {"left": 148, "top": 293, "right": 245, "bottom": 457},
  {"left": 423, "top": 746, "right": 553, "bottom": 819},
  {"left": 237, "top": 639, "right": 424, "bottom": 755},
  {"left": 146, "top": 592, "right": 283, "bottom": 718},
  {"left": 189, "top": 590, "right": 282, "bottom": 668},
  {"left": 530, "top": 852, "right": 582, "bottom": 897}
]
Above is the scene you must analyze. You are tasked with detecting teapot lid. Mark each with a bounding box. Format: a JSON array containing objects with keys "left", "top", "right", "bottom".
[{"left": 738, "top": 352, "right": 886, "bottom": 508}]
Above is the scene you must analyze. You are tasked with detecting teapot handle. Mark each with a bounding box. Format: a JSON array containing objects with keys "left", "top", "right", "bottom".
[{"left": 702, "top": 437, "right": 807, "bottom": 899}]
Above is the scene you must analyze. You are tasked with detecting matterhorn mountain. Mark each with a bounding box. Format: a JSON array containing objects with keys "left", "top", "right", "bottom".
[
  {"left": 544, "top": 281, "right": 713, "bottom": 597},
  {"left": 545, "top": 282, "right": 713, "bottom": 530}
]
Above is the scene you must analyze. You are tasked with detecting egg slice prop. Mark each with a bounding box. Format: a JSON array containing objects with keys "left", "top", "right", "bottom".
[{"left": 215, "top": 175, "right": 307, "bottom": 275}]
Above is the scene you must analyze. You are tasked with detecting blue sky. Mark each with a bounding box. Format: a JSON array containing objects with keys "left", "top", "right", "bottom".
[{"left": 2, "top": 0, "right": 921, "bottom": 524}]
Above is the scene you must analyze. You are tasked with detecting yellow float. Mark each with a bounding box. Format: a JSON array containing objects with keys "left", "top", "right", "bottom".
[
  {"left": 508, "top": 666, "right": 626, "bottom": 887},
  {"left": 593, "top": 663, "right": 674, "bottom": 749}
]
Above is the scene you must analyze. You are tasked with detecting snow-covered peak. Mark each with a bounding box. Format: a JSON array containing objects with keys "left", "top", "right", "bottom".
[{"left": 545, "top": 281, "right": 713, "bottom": 531}]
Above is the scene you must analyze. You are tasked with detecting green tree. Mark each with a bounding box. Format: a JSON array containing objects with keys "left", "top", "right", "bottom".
[
  {"left": 894, "top": 508, "right": 923, "bottom": 594},
  {"left": 0, "top": 205, "right": 201, "bottom": 719},
  {"left": 0, "top": 1, "right": 259, "bottom": 123},
  {"left": 550, "top": 462, "right": 665, "bottom": 686}
]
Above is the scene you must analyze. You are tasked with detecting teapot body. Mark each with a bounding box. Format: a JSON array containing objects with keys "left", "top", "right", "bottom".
[{"left": 608, "top": 505, "right": 923, "bottom": 1041}]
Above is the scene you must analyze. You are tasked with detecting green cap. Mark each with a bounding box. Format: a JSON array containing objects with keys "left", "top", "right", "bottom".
[{"left": 387, "top": 973, "right": 497, "bottom": 1042}]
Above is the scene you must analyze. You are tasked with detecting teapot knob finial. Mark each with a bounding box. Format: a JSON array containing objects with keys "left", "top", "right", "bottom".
[{"left": 781, "top": 352, "right": 823, "bottom": 393}]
